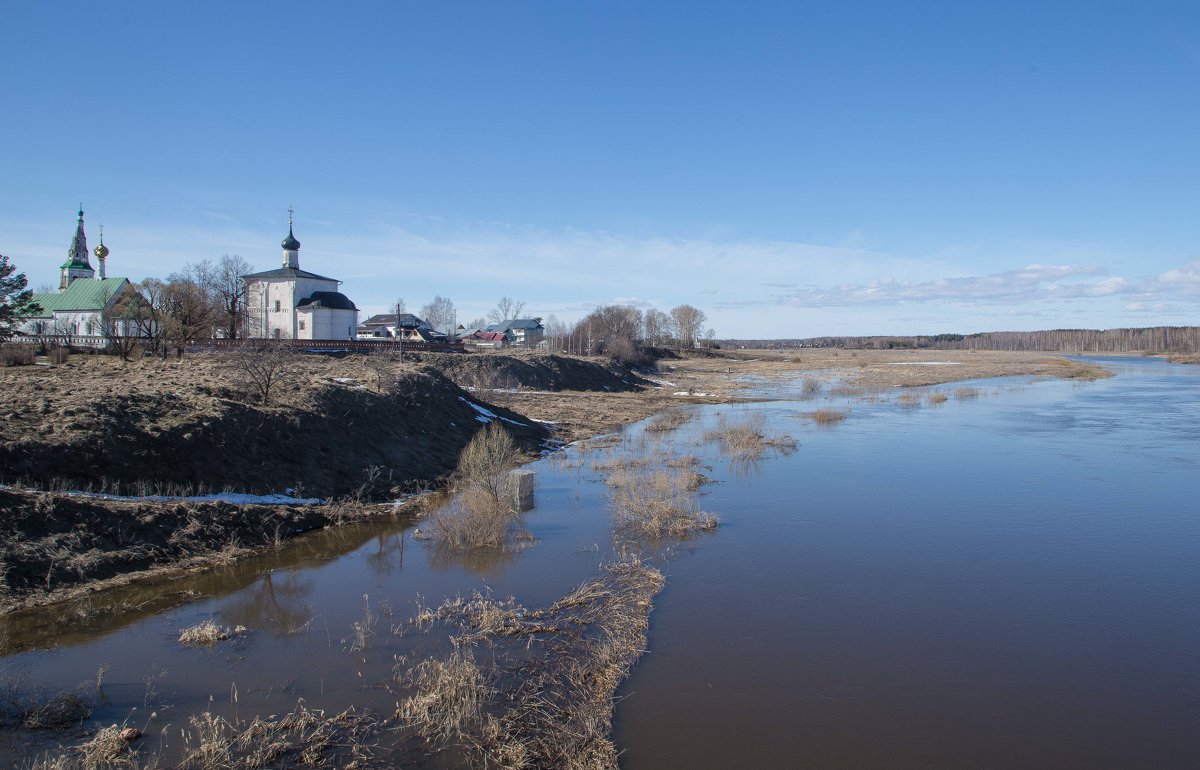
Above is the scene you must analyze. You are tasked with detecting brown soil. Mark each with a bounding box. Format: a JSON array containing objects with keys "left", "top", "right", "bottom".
[{"left": 0, "top": 353, "right": 547, "bottom": 499}]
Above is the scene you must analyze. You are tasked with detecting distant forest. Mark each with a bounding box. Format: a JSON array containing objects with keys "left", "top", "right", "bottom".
[{"left": 722, "top": 326, "right": 1200, "bottom": 353}]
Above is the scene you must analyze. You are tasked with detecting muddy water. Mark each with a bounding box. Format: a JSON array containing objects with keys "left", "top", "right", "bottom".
[{"left": 3, "top": 357, "right": 1199, "bottom": 767}]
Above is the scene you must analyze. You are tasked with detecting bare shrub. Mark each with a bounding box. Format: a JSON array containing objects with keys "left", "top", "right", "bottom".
[
  {"left": 427, "top": 424, "right": 524, "bottom": 550},
  {"left": 1, "top": 344, "right": 34, "bottom": 366},
  {"left": 47, "top": 345, "right": 70, "bottom": 364},
  {"left": 801, "top": 378, "right": 823, "bottom": 397},
  {"left": 606, "top": 469, "right": 717, "bottom": 539},
  {"left": 645, "top": 409, "right": 693, "bottom": 433},
  {"left": 225, "top": 344, "right": 298, "bottom": 405}
]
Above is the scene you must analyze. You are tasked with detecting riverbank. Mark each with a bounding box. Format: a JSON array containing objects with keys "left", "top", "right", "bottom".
[{"left": 0, "top": 347, "right": 1107, "bottom": 615}]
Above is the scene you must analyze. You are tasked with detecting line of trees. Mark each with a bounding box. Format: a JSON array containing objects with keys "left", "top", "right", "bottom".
[
  {"left": 543, "top": 303, "right": 715, "bottom": 364},
  {"left": 727, "top": 326, "right": 1200, "bottom": 354}
]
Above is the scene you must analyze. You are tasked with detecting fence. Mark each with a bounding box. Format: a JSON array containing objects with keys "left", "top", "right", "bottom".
[{"left": 197, "top": 338, "right": 466, "bottom": 354}]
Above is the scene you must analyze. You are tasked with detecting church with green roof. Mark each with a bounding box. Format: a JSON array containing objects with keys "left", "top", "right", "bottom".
[{"left": 19, "top": 208, "right": 142, "bottom": 344}]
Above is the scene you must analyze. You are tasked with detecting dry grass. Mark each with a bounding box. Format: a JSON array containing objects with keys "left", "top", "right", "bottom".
[
  {"left": 809, "top": 408, "right": 848, "bottom": 424},
  {"left": 954, "top": 387, "right": 981, "bottom": 399},
  {"left": 606, "top": 469, "right": 717, "bottom": 539},
  {"left": 896, "top": 393, "right": 923, "bottom": 407},
  {"left": 396, "top": 559, "right": 666, "bottom": 770},
  {"left": 927, "top": 392, "right": 949, "bottom": 405},
  {"left": 1048, "top": 357, "right": 1114, "bottom": 381},
  {"left": 644, "top": 409, "right": 693, "bottom": 433},
  {"left": 1167, "top": 354, "right": 1200, "bottom": 364},
  {"left": 801, "top": 377, "right": 823, "bottom": 397},
  {"left": 178, "top": 620, "right": 246, "bottom": 647},
  {"left": 703, "top": 414, "right": 798, "bottom": 459}
]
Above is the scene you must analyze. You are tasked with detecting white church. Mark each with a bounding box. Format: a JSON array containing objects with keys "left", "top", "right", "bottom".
[{"left": 243, "top": 212, "right": 359, "bottom": 340}]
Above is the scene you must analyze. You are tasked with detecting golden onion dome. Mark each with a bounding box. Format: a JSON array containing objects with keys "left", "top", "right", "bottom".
[{"left": 93, "top": 241, "right": 109, "bottom": 259}]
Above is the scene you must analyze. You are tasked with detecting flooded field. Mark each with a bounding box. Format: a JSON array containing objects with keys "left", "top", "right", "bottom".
[{"left": 2, "top": 357, "right": 1198, "bottom": 768}]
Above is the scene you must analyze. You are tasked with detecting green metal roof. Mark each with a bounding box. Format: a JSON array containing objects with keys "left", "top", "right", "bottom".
[{"left": 26, "top": 278, "right": 130, "bottom": 318}]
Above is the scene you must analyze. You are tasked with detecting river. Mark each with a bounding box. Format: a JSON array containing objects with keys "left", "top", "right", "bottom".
[{"left": 2, "top": 356, "right": 1198, "bottom": 768}]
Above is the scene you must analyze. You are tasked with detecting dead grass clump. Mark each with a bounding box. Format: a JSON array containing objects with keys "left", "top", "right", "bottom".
[
  {"left": 396, "top": 559, "right": 666, "bottom": 770},
  {"left": 897, "top": 393, "right": 922, "bottom": 407},
  {"left": 645, "top": 409, "right": 693, "bottom": 433},
  {"left": 927, "top": 393, "right": 948, "bottom": 405},
  {"left": 954, "top": 387, "right": 981, "bottom": 399},
  {"left": 809, "top": 408, "right": 848, "bottom": 424},
  {"left": 589, "top": 456, "right": 650, "bottom": 474},
  {"left": 47, "top": 345, "right": 71, "bottom": 365},
  {"left": 606, "top": 469, "right": 718, "bottom": 539},
  {"left": 665, "top": 454, "right": 702, "bottom": 469},
  {"left": 396, "top": 640, "right": 490, "bottom": 743},
  {"left": 10, "top": 687, "right": 95, "bottom": 730},
  {"left": 76, "top": 724, "right": 132, "bottom": 768},
  {"left": 703, "top": 414, "right": 798, "bottom": 459},
  {"left": 178, "top": 619, "right": 246, "bottom": 647},
  {"left": 829, "top": 384, "right": 865, "bottom": 397},
  {"left": 801, "top": 377, "right": 823, "bottom": 396},
  {"left": 171, "top": 702, "right": 379, "bottom": 769}
]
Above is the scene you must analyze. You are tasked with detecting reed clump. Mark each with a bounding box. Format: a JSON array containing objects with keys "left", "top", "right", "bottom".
[
  {"left": 927, "top": 393, "right": 948, "bottom": 405},
  {"left": 801, "top": 378, "right": 823, "bottom": 397},
  {"left": 954, "top": 387, "right": 981, "bottom": 399},
  {"left": 897, "top": 393, "right": 922, "bottom": 407}
]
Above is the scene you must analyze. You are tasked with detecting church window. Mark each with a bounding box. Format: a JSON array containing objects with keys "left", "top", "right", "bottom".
[
  {"left": 274, "top": 300, "right": 281, "bottom": 312},
  {"left": 273, "top": 328, "right": 281, "bottom": 339},
  {"left": 299, "top": 320, "right": 306, "bottom": 330}
]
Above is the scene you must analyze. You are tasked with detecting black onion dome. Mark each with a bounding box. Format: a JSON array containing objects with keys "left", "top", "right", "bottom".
[{"left": 281, "top": 226, "right": 301, "bottom": 251}]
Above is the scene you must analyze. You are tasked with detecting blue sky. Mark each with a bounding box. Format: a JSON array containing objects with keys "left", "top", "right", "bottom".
[{"left": 2, "top": 1, "right": 1198, "bottom": 337}]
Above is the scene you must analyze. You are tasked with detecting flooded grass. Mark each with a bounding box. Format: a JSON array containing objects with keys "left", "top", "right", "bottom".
[
  {"left": 703, "top": 414, "right": 798, "bottom": 460},
  {"left": 809, "top": 408, "right": 849, "bottom": 424},
  {"left": 954, "top": 387, "right": 981, "bottom": 399},
  {"left": 897, "top": 393, "right": 923, "bottom": 407},
  {"left": 396, "top": 559, "right": 666, "bottom": 770},
  {"left": 927, "top": 392, "right": 949, "bottom": 405},
  {"left": 606, "top": 469, "right": 718, "bottom": 539},
  {"left": 644, "top": 410, "right": 694, "bottom": 433}
]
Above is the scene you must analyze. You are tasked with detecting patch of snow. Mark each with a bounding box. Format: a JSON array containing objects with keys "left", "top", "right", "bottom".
[
  {"left": 531, "top": 418, "right": 558, "bottom": 424},
  {"left": 646, "top": 377, "right": 678, "bottom": 387},
  {"left": 458, "top": 396, "right": 528, "bottom": 427}
]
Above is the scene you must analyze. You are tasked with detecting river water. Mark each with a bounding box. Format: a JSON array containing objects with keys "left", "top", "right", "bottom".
[{"left": 2, "top": 356, "right": 1198, "bottom": 768}]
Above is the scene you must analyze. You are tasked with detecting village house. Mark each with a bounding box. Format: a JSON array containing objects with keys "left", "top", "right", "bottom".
[
  {"left": 19, "top": 208, "right": 148, "bottom": 346},
  {"left": 242, "top": 212, "right": 359, "bottom": 340},
  {"left": 355, "top": 312, "right": 439, "bottom": 341},
  {"left": 485, "top": 318, "right": 545, "bottom": 347}
]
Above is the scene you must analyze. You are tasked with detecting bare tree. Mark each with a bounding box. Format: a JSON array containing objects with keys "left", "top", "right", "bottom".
[
  {"left": 464, "top": 316, "right": 487, "bottom": 331},
  {"left": 420, "top": 296, "right": 456, "bottom": 334},
  {"left": 670, "top": 305, "right": 707, "bottom": 349},
  {"left": 227, "top": 344, "right": 297, "bottom": 405},
  {"left": 160, "top": 274, "right": 216, "bottom": 356},
  {"left": 101, "top": 286, "right": 152, "bottom": 362},
  {"left": 642, "top": 308, "right": 674, "bottom": 346},
  {"left": 487, "top": 297, "right": 527, "bottom": 325},
  {"left": 394, "top": 297, "right": 406, "bottom": 315},
  {"left": 543, "top": 313, "right": 569, "bottom": 352},
  {"left": 205, "top": 254, "right": 254, "bottom": 339}
]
